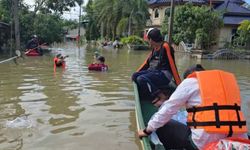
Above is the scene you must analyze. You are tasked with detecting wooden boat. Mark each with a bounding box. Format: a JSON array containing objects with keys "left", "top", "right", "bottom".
[{"left": 133, "top": 82, "right": 165, "bottom": 150}]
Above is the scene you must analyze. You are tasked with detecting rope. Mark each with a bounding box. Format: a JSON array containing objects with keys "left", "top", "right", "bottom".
[{"left": 0, "top": 56, "right": 18, "bottom": 64}]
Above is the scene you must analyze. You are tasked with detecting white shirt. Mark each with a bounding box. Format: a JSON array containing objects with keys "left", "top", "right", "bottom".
[{"left": 147, "top": 78, "right": 248, "bottom": 149}]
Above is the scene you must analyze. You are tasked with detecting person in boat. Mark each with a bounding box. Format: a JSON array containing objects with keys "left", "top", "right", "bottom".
[
  {"left": 132, "top": 28, "right": 181, "bottom": 101},
  {"left": 88, "top": 56, "right": 108, "bottom": 71},
  {"left": 138, "top": 64, "right": 248, "bottom": 150},
  {"left": 26, "top": 35, "right": 43, "bottom": 55},
  {"left": 54, "top": 54, "right": 68, "bottom": 68}
]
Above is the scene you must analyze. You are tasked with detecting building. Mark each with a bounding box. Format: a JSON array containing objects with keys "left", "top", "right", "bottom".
[
  {"left": 146, "top": 0, "right": 250, "bottom": 49},
  {"left": 215, "top": 0, "right": 250, "bottom": 48},
  {"left": 0, "top": 22, "right": 10, "bottom": 52},
  {"left": 146, "top": 0, "right": 206, "bottom": 28}
]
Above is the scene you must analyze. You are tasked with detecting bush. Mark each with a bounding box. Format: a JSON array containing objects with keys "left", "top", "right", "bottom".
[{"left": 121, "top": 35, "right": 148, "bottom": 45}]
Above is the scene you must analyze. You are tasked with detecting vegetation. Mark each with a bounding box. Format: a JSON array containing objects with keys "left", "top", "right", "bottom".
[
  {"left": 233, "top": 20, "right": 250, "bottom": 49},
  {"left": 83, "top": 0, "right": 149, "bottom": 41},
  {"left": 164, "top": 3, "right": 223, "bottom": 49},
  {"left": 121, "top": 35, "right": 148, "bottom": 45},
  {"left": 0, "top": 0, "right": 80, "bottom": 52}
]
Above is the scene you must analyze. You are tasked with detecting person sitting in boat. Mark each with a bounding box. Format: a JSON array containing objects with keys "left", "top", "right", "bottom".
[
  {"left": 26, "top": 35, "right": 43, "bottom": 55},
  {"left": 54, "top": 54, "right": 68, "bottom": 68},
  {"left": 88, "top": 56, "right": 108, "bottom": 71},
  {"left": 138, "top": 64, "right": 249, "bottom": 150},
  {"left": 132, "top": 28, "right": 181, "bottom": 101}
]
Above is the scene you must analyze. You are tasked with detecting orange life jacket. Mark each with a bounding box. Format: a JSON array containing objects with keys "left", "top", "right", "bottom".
[
  {"left": 54, "top": 57, "right": 65, "bottom": 68},
  {"left": 136, "top": 42, "right": 181, "bottom": 85},
  {"left": 187, "top": 70, "right": 247, "bottom": 136}
]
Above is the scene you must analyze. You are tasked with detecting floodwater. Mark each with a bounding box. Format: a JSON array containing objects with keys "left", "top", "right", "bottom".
[{"left": 0, "top": 42, "right": 249, "bottom": 150}]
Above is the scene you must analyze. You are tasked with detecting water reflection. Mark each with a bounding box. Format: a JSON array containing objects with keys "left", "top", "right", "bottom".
[{"left": 0, "top": 44, "right": 249, "bottom": 150}]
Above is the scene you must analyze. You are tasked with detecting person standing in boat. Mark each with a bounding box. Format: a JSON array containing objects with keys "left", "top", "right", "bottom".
[
  {"left": 26, "top": 35, "right": 43, "bottom": 55},
  {"left": 132, "top": 28, "right": 181, "bottom": 100},
  {"left": 138, "top": 64, "right": 248, "bottom": 150}
]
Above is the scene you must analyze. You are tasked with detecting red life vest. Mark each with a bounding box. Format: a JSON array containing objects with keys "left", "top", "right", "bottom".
[
  {"left": 54, "top": 57, "right": 65, "bottom": 68},
  {"left": 187, "top": 70, "right": 247, "bottom": 136},
  {"left": 88, "top": 63, "right": 108, "bottom": 71}
]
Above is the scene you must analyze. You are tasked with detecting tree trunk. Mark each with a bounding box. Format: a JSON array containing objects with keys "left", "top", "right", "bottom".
[{"left": 12, "top": 0, "right": 20, "bottom": 51}]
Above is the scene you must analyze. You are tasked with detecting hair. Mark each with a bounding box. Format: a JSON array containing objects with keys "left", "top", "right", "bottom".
[
  {"left": 97, "top": 56, "right": 105, "bottom": 63},
  {"left": 183, "top": 64, "right": 205, "bottom": 79},
  {"left": 56, "top": 54, "right": 62, "bottom": 58},
  {"left": 147, "top": 28, "right": 163, "bottom": 42}
]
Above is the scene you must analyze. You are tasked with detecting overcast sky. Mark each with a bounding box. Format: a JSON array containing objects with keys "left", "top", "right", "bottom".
[{"left": 23, "top": 0, "right": 88, "bottom": 20}]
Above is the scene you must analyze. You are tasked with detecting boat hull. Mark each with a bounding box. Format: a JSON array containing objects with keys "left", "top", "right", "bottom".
[{"left": 133, "top": 82, "right": 165, "bottom": 150}]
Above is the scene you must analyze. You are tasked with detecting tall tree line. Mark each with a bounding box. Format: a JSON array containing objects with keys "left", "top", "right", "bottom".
[
  {"left": 0, "top": 0, "right": 81, "bottom": 52},
  {"left": 83, "top": 0, "right": 149, "bottom": 41}
]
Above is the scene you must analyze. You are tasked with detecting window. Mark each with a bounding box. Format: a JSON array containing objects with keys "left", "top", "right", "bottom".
[
  {"left": 165, "top": 8, "right": 171, "bottom": 17},
  {"left": 154, "top": 9, "right": 159, "bottom": 18}
]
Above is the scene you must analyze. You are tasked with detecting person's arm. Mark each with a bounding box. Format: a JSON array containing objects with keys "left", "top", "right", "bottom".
[
  {"left": 138, "top": 78, "right": 199, "bottom": 137},
  {"left": 136, "top": 51, "right": 152, "bottom": 72}
]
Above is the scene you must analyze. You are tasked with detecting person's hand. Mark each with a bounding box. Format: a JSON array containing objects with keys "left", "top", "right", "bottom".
[
  {"left": 137, "top": 129, "right": 148, "bottom": 139},
  {"left": 131, "top": 73, "right": 137, "bottom": 81}
]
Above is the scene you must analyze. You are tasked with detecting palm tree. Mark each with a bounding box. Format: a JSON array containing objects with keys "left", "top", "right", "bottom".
[{"left": 92, "top": 0, "right": 149, "bottom": 39}]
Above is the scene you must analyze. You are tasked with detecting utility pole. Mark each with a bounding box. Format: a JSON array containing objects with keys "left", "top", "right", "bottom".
[
  {"left": 78, "top": 0, "right": 83, "bottom": 44},
  {"left": 128, "top": 9, "right": 133, "bottom": 36},
  {"left": 168, "top": 0, "right": 175, "bottom": 45},
  {"left": 12, "top": 0, "right": 20, "bottom": 52}
]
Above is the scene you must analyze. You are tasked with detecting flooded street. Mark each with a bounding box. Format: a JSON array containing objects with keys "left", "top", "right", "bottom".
[{"left": 0, "top": 42, "right": 250, "bottom": 150}]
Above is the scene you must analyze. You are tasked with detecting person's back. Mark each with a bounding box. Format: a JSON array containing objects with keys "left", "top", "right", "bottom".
[
  {"left": 26, "top": 35, "right": 39, "bottom": 49},
  {"left": 88, "top": 56, "right": 108, "bottom": 71},
  {"left": 138, "top": 64, "right": 248, "bottom": 150},
  {"left": 185, "top": 70, "right": 248, "bottom": 149}
]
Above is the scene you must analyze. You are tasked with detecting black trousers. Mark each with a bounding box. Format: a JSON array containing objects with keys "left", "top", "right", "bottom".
[
  {"left": 155, "top": 119, "right": 198, "bottom": 150},
  {"left": 132, "top": 70, "right": 170, "bottom": 99}
]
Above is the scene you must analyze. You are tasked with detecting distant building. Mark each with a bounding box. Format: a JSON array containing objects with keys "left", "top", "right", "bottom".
[
  {"left": 64, "top": 21, "right": 88, "bottom": 42},
  {"left": 65, "top": 27, "right": 85, "bottom": 41},
  {"left": 146, "top": 0, "right": 250, "bottom": 49},
  {"left": 146, "top": 0, "right": 206, "bottom": 28},
  {"left": 0, "top": 22, "right": 10, "bottom": 52},
  {"left": 215, "top": 0, "right": 250, "bottom": 48}
]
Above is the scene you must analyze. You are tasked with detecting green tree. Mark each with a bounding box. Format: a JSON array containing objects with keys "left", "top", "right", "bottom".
[
  {"left": 171, "top": 3, "right": 223, "bottom": 49},
  {"left": 0, "top": 0, "right": 83, "bottom": 47},
  {"left": 84, "top": 0, "right": 149, "bottom": 40},
  {"left": 84, "top": 0, "right": 100, "bottom": 41},
  {"left": 0, "top": 0, "right": 12, "bottom": 23},
  {"left": 31, "top": 0, "right": 84, "bottom": 14},
  {"left": 234, "top": 20, "right": 250, "bottom": 49}
]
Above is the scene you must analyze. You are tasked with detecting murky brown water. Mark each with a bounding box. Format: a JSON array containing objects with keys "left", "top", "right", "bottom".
[{"left": 0, "top": 42, "right": 249, "bottom": 150}]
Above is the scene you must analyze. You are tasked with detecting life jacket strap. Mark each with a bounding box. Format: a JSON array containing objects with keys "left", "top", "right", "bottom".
[{"left": 187, "top": 103, "right": 246, "bottom": 135}]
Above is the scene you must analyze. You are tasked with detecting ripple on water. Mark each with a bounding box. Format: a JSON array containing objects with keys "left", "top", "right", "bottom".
[
  {"left": 17, "top": 84, "right": 44, "bottom": 91},
  {"left": 19, "top": 93, "right": 48, "bottom": 102}
]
